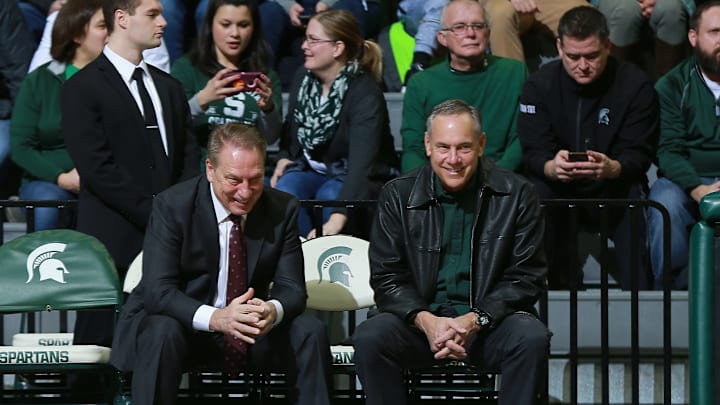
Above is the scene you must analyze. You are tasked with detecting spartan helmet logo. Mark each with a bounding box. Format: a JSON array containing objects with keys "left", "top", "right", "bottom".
[
  {"left": 26, "top": 243, "right": 69, "bottom": 284},
  {"left": 317, "top": 246, "right": 354, "bottom": 288},
  {"left": 598, "top": 108, "right": 610, "bottom": 126}
]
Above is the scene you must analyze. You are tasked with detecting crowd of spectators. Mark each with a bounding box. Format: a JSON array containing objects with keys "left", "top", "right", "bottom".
[{"left": 3, "top": 1, "right": 719, "bottom": 403}]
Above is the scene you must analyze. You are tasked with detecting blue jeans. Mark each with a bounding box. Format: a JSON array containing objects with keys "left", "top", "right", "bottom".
[
  {"left": 159, "top": 0, "right": 187, "bottom": 63},
  {"left": 297, "top": 0, "right": 380, "bottom": 38},
  {"left": 0, "top": 120, "right": 10, "bottom": 189},
  {"left": 17, "top": 1, "right": 45, "bottom": 44},
  {"left": 274, "top": 169, "right": 343, "bottom": 236},
  {"left": 19, "top": 180, "right": 77, "bottom": 231},
  {"left": 647, "top": 177, "right": 713, "bottom": 288}
]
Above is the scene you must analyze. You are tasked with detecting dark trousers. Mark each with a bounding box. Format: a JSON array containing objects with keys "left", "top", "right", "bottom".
[
  {"left": 129, "top": 313, "right": 332, "bottom": 405},
  {"left": 529, "top": 176, "right": 651, "bottom": 290},
  {"left": 353, "top": 312, "right": 551, "bottom": 405}
]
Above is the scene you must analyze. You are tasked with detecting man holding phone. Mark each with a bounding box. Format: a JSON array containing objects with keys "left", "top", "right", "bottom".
[{"left": 517, "top": 6, "right": 659, "bottom": 290}]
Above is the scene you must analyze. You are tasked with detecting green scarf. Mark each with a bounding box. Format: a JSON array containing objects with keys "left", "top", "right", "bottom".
[{"left": 293, "top": 61, "right": 360, "bottom": 151}]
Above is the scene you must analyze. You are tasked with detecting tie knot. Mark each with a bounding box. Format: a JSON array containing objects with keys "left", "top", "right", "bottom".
[
  {"left": 132, "top": 67, "right": 144, "bottom": 82},
  {"left": 229, "top": 215, "right": 243, "bottom": 226}
]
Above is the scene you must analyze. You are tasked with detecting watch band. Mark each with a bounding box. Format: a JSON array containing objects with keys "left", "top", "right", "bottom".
[{"left": 471, "top": 308, "right": 492, "bottom": 328}]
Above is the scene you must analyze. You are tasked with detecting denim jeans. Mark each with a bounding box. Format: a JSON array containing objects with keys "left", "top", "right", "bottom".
[
  {"left": 274, "top": 169, "right": 343, "bottom": 236},
  {"left": 17, "top": 1, "right": 45, "bottom": 45},
  {"left": 19, "top": 180, "right": 77, "bottom": 231},
  {"left": 159, "top": 0, "right": 187, "bottom": 63},
  {"left": 0, "top": 120, "right": 10, "bottom": 190},
  {"left": 647, "top": 176, "right": 713, "bottom": 288}
]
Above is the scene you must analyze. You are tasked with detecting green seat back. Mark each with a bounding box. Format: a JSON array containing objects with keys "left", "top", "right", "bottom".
[{"left": 0, "top": 230, "right": 120, "bottom": 313}]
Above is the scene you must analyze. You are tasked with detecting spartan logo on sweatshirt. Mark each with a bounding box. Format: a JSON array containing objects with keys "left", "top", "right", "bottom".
[{"left": 598, "top": 108, "right": 610, "bottom": 126}]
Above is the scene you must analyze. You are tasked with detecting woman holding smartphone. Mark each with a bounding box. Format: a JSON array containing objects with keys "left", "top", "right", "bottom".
[
  {"left": 271, "top": 9, "right": 399, "bottom": 238},
  {"left": 171, "top": 0, "right": 282, "bottom": 166},
  {"left": 10, "top": 0, "right": 107, "bottom": 230}
]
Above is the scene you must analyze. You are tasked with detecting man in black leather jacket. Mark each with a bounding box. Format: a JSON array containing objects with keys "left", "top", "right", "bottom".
[{"left": 353, "top": 99, "right": 550, "bottom": 405}]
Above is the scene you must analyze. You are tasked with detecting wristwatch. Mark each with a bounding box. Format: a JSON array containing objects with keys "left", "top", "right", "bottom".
[{"left": 471, "top": 308, "right": 492, "bottom": 328}]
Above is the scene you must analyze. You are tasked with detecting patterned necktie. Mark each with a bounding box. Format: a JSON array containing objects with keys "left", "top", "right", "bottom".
[{"left": 224, "top": 215, "right": 248, "bottom": 375}]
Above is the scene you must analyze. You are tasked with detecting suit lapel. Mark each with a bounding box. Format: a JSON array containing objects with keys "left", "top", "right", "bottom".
[
  {"left": 244, "top": 194, "right": 268, "bottom": 281},
  {"left": 96, "top": 54, "right": 145, "bottom": 127},
  {"left": 195, "top": 178, "right": 221, "bottom": 299}
]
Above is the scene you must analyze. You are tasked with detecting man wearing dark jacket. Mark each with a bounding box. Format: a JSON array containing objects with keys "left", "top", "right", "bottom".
[
  {"left": 517, "top": 6, "right": 659, "bottom": 290},
  {"left": 353, "top": 99, "right": 550, "bottom": 405}
]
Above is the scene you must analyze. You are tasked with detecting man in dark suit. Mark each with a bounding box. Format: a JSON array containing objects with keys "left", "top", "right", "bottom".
[
  {"left": 61, "top": 0, "right": 199, "bottom": 347},
  {"left": 110, "top": 123, "right": 332, "bottom": 405}
]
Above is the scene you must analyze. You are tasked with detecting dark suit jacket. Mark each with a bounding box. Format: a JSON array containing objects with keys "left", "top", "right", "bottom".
[
  {"left": 61, "top": 53, "right": 199, "bottom": 271},
  {"left": 110, "top": 176, "right": 307, "bottom": 371}
]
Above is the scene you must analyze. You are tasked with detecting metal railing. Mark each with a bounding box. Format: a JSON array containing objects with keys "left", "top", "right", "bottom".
[{"left": 0, "top": 198, "right": 681, "bottom": 404}]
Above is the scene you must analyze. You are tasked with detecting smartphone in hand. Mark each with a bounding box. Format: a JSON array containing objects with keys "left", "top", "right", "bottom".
[
  {"left": 567, "top": 151, "right": 589, "bottom": 162},
  {"left": 223, "top": 71, "right": 262, "bottom": 91}
]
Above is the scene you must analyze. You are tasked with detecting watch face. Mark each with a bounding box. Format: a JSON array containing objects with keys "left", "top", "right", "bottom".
[{"left": 479, "top": 315, "right": 489, "bottom": 326}]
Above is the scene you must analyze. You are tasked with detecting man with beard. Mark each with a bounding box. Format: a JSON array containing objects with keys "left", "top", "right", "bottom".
[
  {"left": 517, "top": 6, "right": 658, "bottom": 290},
  {"left": 648, "top": 0, "right": 720, "bottom": 290}
]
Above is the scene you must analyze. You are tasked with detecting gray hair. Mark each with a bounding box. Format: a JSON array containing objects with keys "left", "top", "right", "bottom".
[
  {"left": 206, "top": 123, "right": 267, "bottom": 166},
  {"left": 426, "top": 99, "right": 483, "bottom": 139}
]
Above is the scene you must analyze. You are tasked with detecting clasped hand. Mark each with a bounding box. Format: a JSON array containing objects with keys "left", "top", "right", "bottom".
[
  {"left": 415, "top": 311, "right": 478, "bottom": 361},
  {"left": 209, "top": 288, "right": 277, "bottom": 344}
]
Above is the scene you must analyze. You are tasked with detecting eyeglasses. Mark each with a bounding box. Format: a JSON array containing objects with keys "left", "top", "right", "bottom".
[
  {"left": 303, "top": 37, "right": 335, "bottom": 47},
  {"left": 440, "top": 22, "right": 488, "bottom": 36}
]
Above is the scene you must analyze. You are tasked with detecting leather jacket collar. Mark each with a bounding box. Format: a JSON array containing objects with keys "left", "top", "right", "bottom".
[{"left": 406, "top": 158, "right": 511, "bottom": 209}]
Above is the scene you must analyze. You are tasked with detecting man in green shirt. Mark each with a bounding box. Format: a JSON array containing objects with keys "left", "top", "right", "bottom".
[
  {"left": 354, "top": 99, "right": 549, "bottom": 405},
  {"left": 649, "top": 1, "right": 720, "bottom": 289},
  {"left": 400, "top": 0, "right": 527, "bottom": 173}
]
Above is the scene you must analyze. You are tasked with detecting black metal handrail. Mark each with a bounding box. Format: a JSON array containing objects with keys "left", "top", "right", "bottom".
[{"left": 0, "top": 198, "right": 677, "bottom": 404}]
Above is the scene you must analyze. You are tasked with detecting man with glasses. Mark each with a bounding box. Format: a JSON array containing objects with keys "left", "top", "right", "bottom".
[
  {"left": 517, "top": 6, "right": 658, "bottom": 290},
  {"left": 400, "top": 0, "right": 527, "bottom": 174}
]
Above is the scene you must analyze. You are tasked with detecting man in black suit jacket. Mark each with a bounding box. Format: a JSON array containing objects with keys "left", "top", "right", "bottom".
[
  {"left": 61, "top": 0, "right": 199, "bottom": 347},
  {"left": 110, "top": 123, "right": 331, "bottom": 405}
]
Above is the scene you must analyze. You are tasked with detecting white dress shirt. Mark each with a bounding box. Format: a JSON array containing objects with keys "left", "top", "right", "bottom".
[
  {"left": 103, "top": 46, "right": 168, "bottom": 155},
  {"left": 191, "top": 183, "right": 284, "bottom": 331}
]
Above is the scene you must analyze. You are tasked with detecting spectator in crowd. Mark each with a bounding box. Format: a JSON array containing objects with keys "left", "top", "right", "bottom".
[
  {"left": 649, "top": 1, "right": 720, "bottom": 290},
  {"left": 111, "top": 123, "right": 332, "bottom": 405},
  {"left": 354, "top": 99, "right": 550, "bottom": 405},
  {"left": 288, "top": 0, "right": 381, "bottom": 39},
  {"left": 379, "top": 0, "right": 448, "bottom": 91},
  {"left": 62, "top": 0, "right": 199, "bottom": 348},
  {"left": 271, "top": 9, "right": 399, "bottom": 238},
  {"left": 18, "top": 0, "right": 64, "bottom": 45},
  {"left": 10, "top": 0, "right": 107, "bottom": 231},
  {"left": 171, "top": 0, "right": 282, "bottom": 169},
  {"left": 484, "top": 0, "right": 587, "bottom": 63},
  {"left": 197, "top": 0, "right": 292, "bottom": 61},
  {"left": 0, "top": 1, "right": 34, "bottom": 199},
  {"left": 594, "top": 0, "right": 692, "bottom": 79},
  {"left": 401, "top": 0, "right": 526, "bottom": 173},
  {"left": 28, "top": 7, "right": 170, "bottom": 73},
  {"left": 517, "top": 6, "right": 658, "bottom": 290}
]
